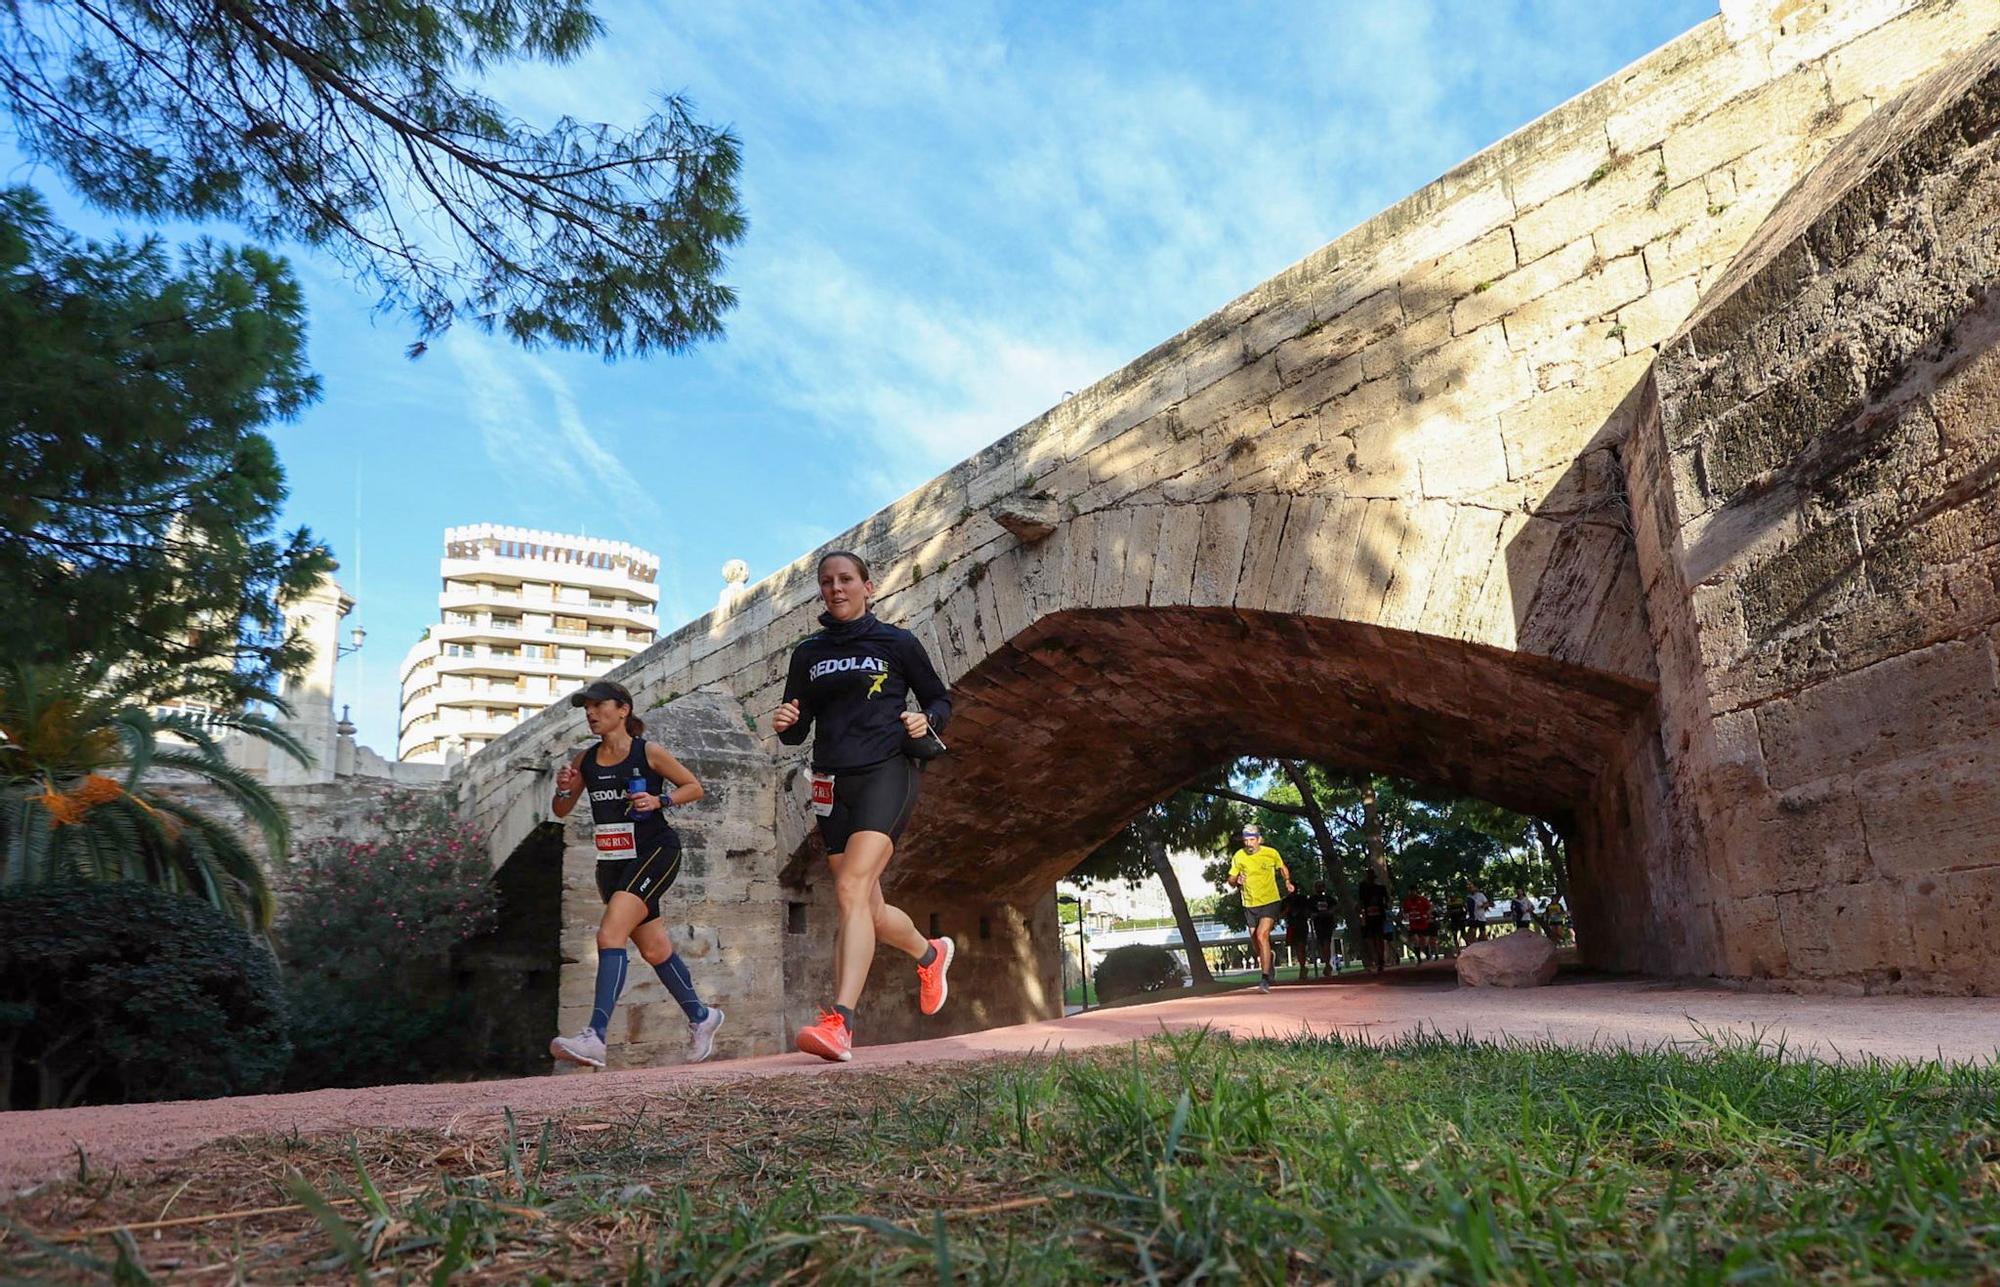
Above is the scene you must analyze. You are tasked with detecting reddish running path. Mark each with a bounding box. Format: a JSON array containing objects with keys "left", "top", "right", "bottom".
[{"left": 5, "top": 971, "right": 1997, "bottom": 1189}]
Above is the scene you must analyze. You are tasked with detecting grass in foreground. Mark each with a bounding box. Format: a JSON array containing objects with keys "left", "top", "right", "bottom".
[{"left": 4, "top": 1029, "right": 1998, "bottom": 1283}]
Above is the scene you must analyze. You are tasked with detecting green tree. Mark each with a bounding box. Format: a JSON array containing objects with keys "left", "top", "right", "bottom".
[
  {"left": 1071, "top": 770, "right": 1243, "bottom": 985},
  {"left": 0, "top": 187, "right": 332, "bottom": 706},
  {"left": 0, "top": 660, "right": 305, "bottom": 931},
  {"left": 0, "top": 0, "right": 744, "bottom": 357}
]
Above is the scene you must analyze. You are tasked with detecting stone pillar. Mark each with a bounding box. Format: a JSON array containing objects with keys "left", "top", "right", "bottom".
[{"left": 266, "top": 572, "right": 353, "bottom": 786}]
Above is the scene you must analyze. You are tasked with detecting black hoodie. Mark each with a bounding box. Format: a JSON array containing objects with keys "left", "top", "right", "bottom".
[{"left": 778, "top": 611, "right": 952, "bottom": 771}]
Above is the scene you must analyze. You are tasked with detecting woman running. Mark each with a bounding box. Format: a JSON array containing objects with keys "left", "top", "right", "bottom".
[
  {"left": 772, "top": 550, "right": 954, "bottom": 1061},
  {"left": 549, "top": 680, "right": 724, "bottom": 1068}
]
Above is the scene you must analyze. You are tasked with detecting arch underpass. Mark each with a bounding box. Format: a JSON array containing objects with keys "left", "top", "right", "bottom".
[{"left": 449, "top": 17, "right": 2000, "bottom": 1066}]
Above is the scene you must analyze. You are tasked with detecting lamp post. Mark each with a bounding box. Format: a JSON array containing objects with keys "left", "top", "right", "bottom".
[
  {"left": 1057, "top": 892, "right": 1092, "bottom": 1010},
  {"left": 336, "top": 625, "right": 366, "bottom": 659}
]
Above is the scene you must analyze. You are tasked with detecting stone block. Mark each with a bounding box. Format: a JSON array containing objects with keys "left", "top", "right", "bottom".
[
  {"left": 1516, "top": 150, "right": 1663, "bottom": 264},
  {"left": 1414, "top": 416, "right": 1510, "bottom": 499},
  {"left": 1503, "top": 254, "right": 1651, "bottom": 349},
  {"left": 1757, "top": 637, "right": 2000, "bottom": 789},
  {"left": 1401, "top": 227, "right": 1517, "bottom": 322},
  {"left": 1736, "top": 516, "right": 1865, "bottom": 642},
  {"left": 1712, "top": 893, "right": 1789, "bottom": 979},
  {"left": 1716, "top": 779, "right": 1874, "bottom": 897},
  {"left": 1507, "top": 128, "right": 1616, "bottom": 213},
  {"left": 991, "top": 493, "right": 1059, "bottom": 544},
  {"left": 1596, "top": 175, "right": 1712, "bottom": 261},
  {"left": 1233, "top": 493, "right": 1295, "bottom": 612},
  {"left": 1365, "top": 308, "right": 1451, "bottom": 381},
  {"left": 1857, "top": 737, "right": 2000, "bottom": 878},
  {"left": 1614, "top": 273, "right": 1702, "bottom": 353},
  {"left": 1148, "top": 505, "right": 1204, "bottom": 607},
  {"left": 1272, "top": 291, "right": 1401, "bottom": 385},
  {"left": 1293, "top": 497, "right": 1369, "bottom": 618},
  {"left": 1269, "top": 351, "right": 1368, "bottom": 423},
  {"left": 1775, "top": 877, "right": 1910, "bottom": 975},
  {"left": 1825, "top": 0, "right": 2000, "bottom": 104},
  {"left": 1661, "top": 64, "right": 1831, "bottom": 181},
  {"left": 1455, "top": 236, "right": 1596, "bottom": 335},
  {"left": 1500, "top": 351, "right": 1655, "bottom": 480},
  {"left": 1189, "top": 497, "right": 1254, "bottom": 608},
  {"left": 1456, "top": 931, "right": 1558, "bottom": 987},
  {"left": 1604, "top": 25, "right": 1767, "bottom": 157}
]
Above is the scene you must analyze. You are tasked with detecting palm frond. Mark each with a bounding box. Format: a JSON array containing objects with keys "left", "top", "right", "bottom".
[{"left": 143, "top": 750, "right": 291, "bottom": 858}]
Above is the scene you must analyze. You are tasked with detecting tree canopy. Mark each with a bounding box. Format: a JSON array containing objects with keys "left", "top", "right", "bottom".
[
  {"left": 0, "top": 0, "right": 744, "bottom": 358},
  {"left": 0, "top": 187, "right": 331, "bottom": 707}
]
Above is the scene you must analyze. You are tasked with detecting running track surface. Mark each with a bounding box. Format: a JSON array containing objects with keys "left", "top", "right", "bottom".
[{"left": 6, "top": 970, "right": 1998, "bottom": 1189}]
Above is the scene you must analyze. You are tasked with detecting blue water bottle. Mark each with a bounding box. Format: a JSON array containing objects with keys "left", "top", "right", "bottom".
[{"left": 628, "top": 770, "right": 653, "bottom": 816}]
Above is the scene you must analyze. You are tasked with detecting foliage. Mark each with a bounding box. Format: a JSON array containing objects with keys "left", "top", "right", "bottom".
[
  {"left": 0, "top": 1, "right": 745, "bottom": 358},
  {"left": 1198, "top": 759, "right": 1562, "bottom": 915},
  {"left": 277, "top": 790, "right": 497, "bottom": 1088},
  {"left": 1091, "top": 944, "right": 1185, "bottom": 1003},
  {"left": 0, "top": 659, "right": 305, "bottom": 930},
  {"left": 0, "top": 187, "right": 332, "bottom": 707},
  {"left": 279, "top": 792, "right": 496, "bottom": 967},
  {"left": 0, "top": 882, "right": 289, "bottom": 1108},
  {"left": 14, "top": 1030, "right": 2000, "bottom": 1279}
]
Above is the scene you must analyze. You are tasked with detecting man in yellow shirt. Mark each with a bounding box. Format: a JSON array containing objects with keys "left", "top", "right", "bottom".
[{"left": 1227, "top": 825, "right": 1293, "bottom": 993}]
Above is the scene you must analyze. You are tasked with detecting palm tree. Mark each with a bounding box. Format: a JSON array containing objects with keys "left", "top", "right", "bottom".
[{"left": 0, "top": 660, "right": 308, "bottom": 930}]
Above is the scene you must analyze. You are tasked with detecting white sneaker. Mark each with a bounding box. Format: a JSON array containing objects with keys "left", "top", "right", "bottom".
[
  {"left": 550, "top": 1028, "right": 606, "bottom": 1068},
  {"left": 689, "top": 1007, "right": 724, "bottom": 1063}
]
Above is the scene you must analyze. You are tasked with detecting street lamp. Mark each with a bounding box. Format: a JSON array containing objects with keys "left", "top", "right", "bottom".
[{"left": 337, "top": 625, "right": 367, "bottom": 658}]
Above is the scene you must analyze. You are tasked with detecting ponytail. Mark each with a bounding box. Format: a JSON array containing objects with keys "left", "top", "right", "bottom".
[{"left": 625, "top": 713, "right": 645, "bottom": 737}]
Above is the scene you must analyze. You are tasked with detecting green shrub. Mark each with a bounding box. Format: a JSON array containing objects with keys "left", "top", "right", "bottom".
[
  {"left": 0, "top": 883, "right": 289, "bottom": 1108},
  {"left": 276, "top": 792, "right": 497, "bottom": 1089},
  {"left": 1093, "top": 944, "right": 1186, "bottom": 1003}
]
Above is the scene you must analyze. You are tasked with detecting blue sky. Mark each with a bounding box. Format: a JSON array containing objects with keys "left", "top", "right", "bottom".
[{"left": 7, "top": 1, "right": 1713, "bottom": 751}]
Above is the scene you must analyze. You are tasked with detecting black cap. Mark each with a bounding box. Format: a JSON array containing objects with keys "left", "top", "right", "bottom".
[{"left": 569, "top": 680, "right": 632, "bottom": 707}]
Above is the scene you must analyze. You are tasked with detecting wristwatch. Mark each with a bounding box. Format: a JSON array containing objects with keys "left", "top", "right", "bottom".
[{"left": 555, "top": 788, "right": 575, "bottom": 800}]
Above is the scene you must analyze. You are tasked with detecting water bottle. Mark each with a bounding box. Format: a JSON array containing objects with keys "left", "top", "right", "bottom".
[{"left": 628, "top": 770, "right": 653, "bottom": 816}]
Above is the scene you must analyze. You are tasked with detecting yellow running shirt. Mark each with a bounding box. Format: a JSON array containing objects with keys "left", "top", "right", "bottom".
[{"left": 1230, "top": 846, "right": 1285, "bottom": 907}]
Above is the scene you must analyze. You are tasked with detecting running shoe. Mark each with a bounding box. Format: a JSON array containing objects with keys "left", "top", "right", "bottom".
[
  {"left": 1258, "top": 976, "right": 1273, "bottom": 994},
  {"left": 550, "top": 1028, "right": 606, "bottom": 1068},
  {"left": 917, "top": 936, "right": 955, "bottom": 1016},
  {"left": 689, "top": 1007, "right": 725, "bottom": 1063},
  {"left": 796, "top": 1009, "right": 853, "bottom": 1062}
]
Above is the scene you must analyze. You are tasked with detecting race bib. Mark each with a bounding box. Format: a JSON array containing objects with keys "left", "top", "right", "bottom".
[
  {"left": 594, "top": 822, "right": 636, "bottom": 854},
  {"left": 810, "top": 772, "right": 835, "bottom": 817}
]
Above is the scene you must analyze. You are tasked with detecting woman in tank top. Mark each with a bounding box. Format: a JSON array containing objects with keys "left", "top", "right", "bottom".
[{"left": 548, "top": 679, "right": 723, "bottom": 1069}]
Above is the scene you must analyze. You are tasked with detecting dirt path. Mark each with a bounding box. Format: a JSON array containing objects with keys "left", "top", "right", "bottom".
[{"left": 6, "top": 971, "right": 1996, "bottom": 1190}]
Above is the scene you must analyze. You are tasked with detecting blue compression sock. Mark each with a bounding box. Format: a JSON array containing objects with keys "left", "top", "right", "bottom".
[
  {"left": 589, "top": 948, "right": 629, "bottom": 1038},
  {"left": 656, "top": 953, "right": 709, "bottom": 1024}
]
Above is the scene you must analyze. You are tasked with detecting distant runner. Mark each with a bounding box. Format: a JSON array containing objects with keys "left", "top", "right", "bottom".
[
  {"left": 1227, "top": 825, "right": 1293, "bottom": 993},
  {"left": 774, "top": 551, "right": 954, "bottom": 1062},
  {"left": 549, "top": 680, "right": 724, "bottom": 1069},
  {"left": 1356, "top": 868, "right": 1391, "bottom": 974},
  {"left": 1309, "top": 882, "right": 1342, "bottom": 977}
]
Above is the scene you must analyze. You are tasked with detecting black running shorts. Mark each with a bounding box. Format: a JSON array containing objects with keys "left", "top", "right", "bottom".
[
  {"left": 816, "top": 756, "right": 922, "bottom": 855},
  {"left": 595, "top": 837, "right": 683, "bottom": 925},
  {"left": 1244, "top": 900, "right": 1283, "bottom": 924}
]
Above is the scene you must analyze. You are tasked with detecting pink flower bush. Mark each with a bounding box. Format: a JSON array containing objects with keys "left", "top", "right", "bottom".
[{"left": 280, "top": 793, "right": 497, "bottom": 962}]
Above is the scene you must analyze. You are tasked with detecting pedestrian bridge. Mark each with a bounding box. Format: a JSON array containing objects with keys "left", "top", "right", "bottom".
[{"left": 453, "top": 6, "right": 2000, "bottom": 1065}]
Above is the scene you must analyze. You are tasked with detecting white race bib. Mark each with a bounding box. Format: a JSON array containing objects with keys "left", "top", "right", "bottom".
[
  {"left": 594, "top": 822, "right": 636, "bottom": 855},
  {"left": 810, "top": 772, "right": 835, "bottom": 817}
]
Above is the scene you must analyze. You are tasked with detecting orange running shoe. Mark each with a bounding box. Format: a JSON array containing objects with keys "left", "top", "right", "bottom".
[
  {"left": 796, "top": 1009, "right": 852, "bottom": 1062},
  {"left": 917, "top": 937, "right": 955, "bottom": 1015}
]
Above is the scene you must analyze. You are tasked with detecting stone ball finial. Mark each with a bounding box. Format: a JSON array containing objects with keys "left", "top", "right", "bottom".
[{"left": 722, "top": 559, "right": 749, "bottom": 585}]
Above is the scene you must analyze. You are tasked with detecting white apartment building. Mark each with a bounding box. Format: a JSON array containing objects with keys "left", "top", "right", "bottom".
[{"left": 398, "top": 524, "right": 660, "bottom": 763}]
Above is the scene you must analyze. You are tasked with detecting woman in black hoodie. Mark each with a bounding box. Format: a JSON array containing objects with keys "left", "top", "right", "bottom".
[{"left": 773, "top": 550, "right": 955, "bottom": 1061}]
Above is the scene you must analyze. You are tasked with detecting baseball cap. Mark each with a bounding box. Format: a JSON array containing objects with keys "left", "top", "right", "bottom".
[{"left": 569, "top": 680, "right": 633, "bottom": 707}]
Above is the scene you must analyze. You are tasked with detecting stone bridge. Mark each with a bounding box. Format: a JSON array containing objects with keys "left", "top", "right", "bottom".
[{"left": 454, "top": 0, "right": 2000, "bottom": 1065}]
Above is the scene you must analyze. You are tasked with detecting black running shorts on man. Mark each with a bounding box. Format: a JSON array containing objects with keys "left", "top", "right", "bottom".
[
  {"left": 816, "top": 755, "right": 922, "bottom": 855},
  {"left": 578, "top": 737, "right": 682, "bottom": 925}
]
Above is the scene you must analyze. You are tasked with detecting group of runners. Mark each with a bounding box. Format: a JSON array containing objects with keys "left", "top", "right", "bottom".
[
  {"left": 1227, "top": 832, "right": 1565, "bottom": 985},
  {"left": 549, "top": 550, "right": 953, "bottom": 1069}
]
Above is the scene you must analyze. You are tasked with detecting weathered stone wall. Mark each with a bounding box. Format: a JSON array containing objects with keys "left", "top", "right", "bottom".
[
  {"left": 1636, "top": 29, "right": 2000, "bottom": 994},
  {"left": 445, "top": 0, "right": 2000, "bottom": 1060}
]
